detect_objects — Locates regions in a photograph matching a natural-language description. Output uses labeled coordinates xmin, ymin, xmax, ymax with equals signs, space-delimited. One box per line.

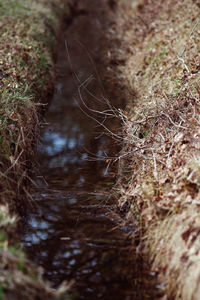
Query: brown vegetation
xmin=107 ymin=0 xmax=200 ymax=298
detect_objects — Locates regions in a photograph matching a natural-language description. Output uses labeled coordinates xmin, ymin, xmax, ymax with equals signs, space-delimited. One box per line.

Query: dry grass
xmin=107 ymin=0 xmax=200 ymax=298
xmin=0 ymin=0 xmax=57 ymax=209
xmin=149 ymin=208 xmax=200 ymax=300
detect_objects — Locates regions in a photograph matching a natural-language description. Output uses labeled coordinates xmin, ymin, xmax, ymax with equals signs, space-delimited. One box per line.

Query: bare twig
xmin=152 ymin=151 xmax=158 ymax=180
xmin=161 ymin=112 xmax=187 ymax=129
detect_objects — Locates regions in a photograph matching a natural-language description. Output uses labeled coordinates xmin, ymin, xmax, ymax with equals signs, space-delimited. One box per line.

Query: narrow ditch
xmin=21 ymin=1 xmax=162 ymax=299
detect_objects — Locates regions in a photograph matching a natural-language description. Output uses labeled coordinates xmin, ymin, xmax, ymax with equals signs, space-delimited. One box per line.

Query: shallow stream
xmin=22 ymin=1 xmax=162 ymax=299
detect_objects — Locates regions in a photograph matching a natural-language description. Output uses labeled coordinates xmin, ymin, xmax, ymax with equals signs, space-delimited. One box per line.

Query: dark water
xmin=22 ymin=1 xmax=162 ymax=299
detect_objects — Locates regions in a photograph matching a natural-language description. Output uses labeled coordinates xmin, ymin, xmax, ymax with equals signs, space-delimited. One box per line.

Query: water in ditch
xmin=22 ymin=1 xmax=163 ymax=299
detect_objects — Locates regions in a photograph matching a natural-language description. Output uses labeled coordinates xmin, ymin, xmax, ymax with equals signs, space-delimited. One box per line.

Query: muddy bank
xmin=107 ymin=0 xmax=200 ymax=299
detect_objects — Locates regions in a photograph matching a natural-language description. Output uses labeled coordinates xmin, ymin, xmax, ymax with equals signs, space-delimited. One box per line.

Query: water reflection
xmin=22 ymin=1 xmax=161 ymax=299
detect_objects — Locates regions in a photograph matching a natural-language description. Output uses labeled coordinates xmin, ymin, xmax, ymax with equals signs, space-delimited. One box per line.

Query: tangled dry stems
xmin=106 ymin=0 xmax=200 ymax=298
